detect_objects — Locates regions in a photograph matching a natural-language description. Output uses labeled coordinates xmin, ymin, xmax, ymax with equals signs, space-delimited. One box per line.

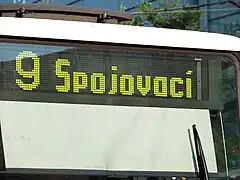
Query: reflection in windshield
xmin=0 ymin=42 xmax=239 ymax=180
xmin=0 ymin=43 xmax=68 ymax=62
xmin=222 ymin=62 xmax=240 ymax=178
xmin=211 ymin=57 xmax=240 ymax=179
xmin=0 ymin=0 xmax=124 ymax=11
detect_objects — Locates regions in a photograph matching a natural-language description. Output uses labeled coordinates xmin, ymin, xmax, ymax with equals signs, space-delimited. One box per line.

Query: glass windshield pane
xmin=219 ymin=57 xmax=240 ymax=178
xmin=0 ymin=42 xmax=221 ymax=109
xmin=209 ymin=56 xmax=240 ymax=179
xmin=0 ymin=40 xmax=238 ymax=180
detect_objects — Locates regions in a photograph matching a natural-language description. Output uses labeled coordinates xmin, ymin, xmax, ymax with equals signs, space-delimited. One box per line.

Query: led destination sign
xmin=16 ymin=51 xmax=195 ymax=99
xmin=0 ymin=43 xmax=221 ymax=109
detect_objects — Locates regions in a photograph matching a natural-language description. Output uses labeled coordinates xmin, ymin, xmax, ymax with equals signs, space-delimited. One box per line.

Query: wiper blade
xmin=192 ymin=124 xmax=210 ymax=180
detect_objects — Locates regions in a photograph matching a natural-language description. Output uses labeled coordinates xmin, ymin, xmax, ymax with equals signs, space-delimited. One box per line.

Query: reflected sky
xmin=0 ymin=0 xmax=138 ymax=11
xmin=0 ymin=43 xmax=68 ymax=61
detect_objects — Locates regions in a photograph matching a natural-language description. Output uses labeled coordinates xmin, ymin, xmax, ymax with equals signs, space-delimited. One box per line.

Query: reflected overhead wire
xmin=130 ymin=0 xmax=240 ymax=15
xmin=66 ymin=0 xmax=84 ymax=5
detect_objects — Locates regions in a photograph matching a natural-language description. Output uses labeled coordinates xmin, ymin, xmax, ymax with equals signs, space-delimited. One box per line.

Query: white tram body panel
xmin=0 ymin=17 xmax=240 ymax=175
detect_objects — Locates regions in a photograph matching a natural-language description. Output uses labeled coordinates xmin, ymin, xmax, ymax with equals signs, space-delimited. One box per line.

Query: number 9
xmin=16 ymin=51 xmax=40 ymax=91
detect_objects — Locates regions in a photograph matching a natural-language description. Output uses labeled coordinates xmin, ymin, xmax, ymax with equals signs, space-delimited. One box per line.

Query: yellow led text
xmin=55 ymin=60 xmax=193 ymax=98
xmin=15 ymin=51 xmax=40 ymax=91
xmin=16 ymin=53 xmax=193 ymax=99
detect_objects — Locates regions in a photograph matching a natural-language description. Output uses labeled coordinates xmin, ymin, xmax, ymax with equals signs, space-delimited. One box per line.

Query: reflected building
xmin=124 ymin=0 xmax=240 ymax=37
xmin=198 ymin=0 xmax=240 ymax=37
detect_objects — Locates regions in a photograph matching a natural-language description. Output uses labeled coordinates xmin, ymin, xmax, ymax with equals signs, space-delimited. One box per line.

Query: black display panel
xmin=0 ymin=43 xmax=222 ymax=109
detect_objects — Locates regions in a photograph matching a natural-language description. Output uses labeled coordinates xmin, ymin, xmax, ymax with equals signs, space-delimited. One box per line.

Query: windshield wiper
xmin=192 ymin=124 xmax=210 ymax=180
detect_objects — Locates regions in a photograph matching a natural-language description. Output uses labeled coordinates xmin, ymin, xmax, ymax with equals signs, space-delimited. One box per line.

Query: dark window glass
xmin=0 ymin=41 xmax=239 ymax=180
xmin=0 ymin=42 xmax=222 ymax=109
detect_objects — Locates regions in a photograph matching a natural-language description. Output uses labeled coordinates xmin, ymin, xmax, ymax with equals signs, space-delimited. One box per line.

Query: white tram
xmin=0 ymin=3 xmax=240 ymax=180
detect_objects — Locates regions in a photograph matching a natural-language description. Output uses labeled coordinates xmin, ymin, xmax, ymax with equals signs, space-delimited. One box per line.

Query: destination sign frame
xmin=0 ymin=41 xmax=222 ymax=110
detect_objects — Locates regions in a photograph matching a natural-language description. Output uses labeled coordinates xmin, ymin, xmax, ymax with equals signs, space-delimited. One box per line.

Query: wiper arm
xmin=192 ymin=124 xmax=210 ymax=180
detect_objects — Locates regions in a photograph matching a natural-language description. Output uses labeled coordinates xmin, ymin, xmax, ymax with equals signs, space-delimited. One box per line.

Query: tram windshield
xmin=0 ymin=40 xmax=239 ymax=180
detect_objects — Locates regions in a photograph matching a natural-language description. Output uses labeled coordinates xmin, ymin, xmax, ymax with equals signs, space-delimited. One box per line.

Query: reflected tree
xmin=121 ymin=0 xmax=202 ymax=30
